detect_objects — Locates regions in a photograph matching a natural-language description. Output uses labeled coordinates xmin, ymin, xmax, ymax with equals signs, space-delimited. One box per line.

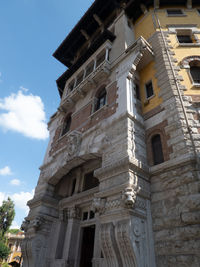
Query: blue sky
xmin=0 ymin=0 xmax=94 ymax=229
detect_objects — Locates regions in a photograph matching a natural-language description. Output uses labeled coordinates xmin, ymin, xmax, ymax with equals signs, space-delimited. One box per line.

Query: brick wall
xmin=49 ymin=81 xmax=118 ymax=156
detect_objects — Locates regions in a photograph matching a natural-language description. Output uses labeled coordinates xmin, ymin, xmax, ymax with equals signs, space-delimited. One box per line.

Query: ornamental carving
xmin=67 ymin=131 xmax=82 ymax=157
xmin=32 ymin=216 xmax=45 ymax=230
xmin=122 ymin=188 xmax=137 ymax=208
xmin=67 ymin=207 xmax=81 ymax=220
xmin=21 ymin=217 xmax=30 ymax=232
xmin=181 ymin=55 xmax=200 ymax=68
xmin=91 ymin=197 xmax=106 ymax=214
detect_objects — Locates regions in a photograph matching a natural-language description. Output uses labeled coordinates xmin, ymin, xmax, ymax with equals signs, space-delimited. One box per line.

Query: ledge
xmin=150 ymin=153 xmax=197 ymax=175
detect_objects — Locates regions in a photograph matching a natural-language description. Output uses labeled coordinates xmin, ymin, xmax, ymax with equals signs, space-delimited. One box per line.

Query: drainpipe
xmin=153 ymin=9 xmax=200 ymax=169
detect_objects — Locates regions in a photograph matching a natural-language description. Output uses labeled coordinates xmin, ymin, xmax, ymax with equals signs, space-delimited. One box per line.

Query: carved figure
xmin=122 ymin=187 xmax=137 ymax=208
xmin=21 ymin=218 xmax=30 ymax=232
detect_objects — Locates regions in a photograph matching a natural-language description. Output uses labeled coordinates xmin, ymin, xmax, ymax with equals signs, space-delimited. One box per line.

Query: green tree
xmin=0 ymin=198 xmax=15 ymax=237
xmin=0 ymin=241 xmax=10 ymax=262
xmin=0 ymin=198 xmax=15 ymax=265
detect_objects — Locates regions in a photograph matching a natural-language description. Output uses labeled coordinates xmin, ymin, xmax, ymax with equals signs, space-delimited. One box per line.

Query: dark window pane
xmin=190 ymin=66 xmax=200 ymax=83
xmin=146 ymin=81 xmax=154 ymax=98
xmin=135 ymin=84 xmax=140 ymax=100
xmin=89 ymin=211 xmax=95 ymax=219
xmin=85 ymin=62 xmax=94 ymax=77
xmin=62 ymin=116 xmax=71 ymax=136
xmin=96 ymin=51 xmax=106 ymax=67
xmin=151 ymin=135 xmax=164 ymax=165
xmin=70 ymin=179 xmax=76 ymax=196
xmin=83 ymin=212 xmax=88 ymax=221
xmin=167 ymin=9 xmax=183 ymax=15
xmin=83 ymin=172 xmax=99 ymax=191
xmin=96 ymin=89 xmax=107 ymax=111
xmin=76 ymin=72 xmax=84 ymax=86
xmin=68 ymin=81 xmax=75 ymax=92
xmin=177 ymin=35 xmax=192 ymax=43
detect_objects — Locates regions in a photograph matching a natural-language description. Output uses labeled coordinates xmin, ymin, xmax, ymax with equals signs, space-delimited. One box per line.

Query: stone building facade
xmin=21 ymin=0 xmax=200 ymax=266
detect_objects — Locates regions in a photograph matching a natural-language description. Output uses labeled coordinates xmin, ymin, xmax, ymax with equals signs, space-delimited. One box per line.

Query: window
xmin=61 ymin=115 xmax=71 ymax=136
xmin=70 ymin=179 xmax=76 ymax=196
xmin=145 ymin=81 xmax=154 ymax=99
xmin=177 ymin=35 xmax=192 ymax=44
xmin=96 ymin=50 xmax=106 ymax=67
xmin=83 ymin=172 xmax=99 ymax=191
xmin=68 ymin=80 xmax=75 ymax=92
xmin=190 ymin=62 xmax=200 ymax=84
xmin=167 ymin=9 xmax=184 ymax=16
xmin=135 ymin=84 xmax=140 ymax=100
xmin=85 ymin=61 xmax=94 ymax=78
xmin=95 ymin=88 xmax=107 ymax=111
xmin=76 ymin=71 xmax=84 ymax=87
xmin=151 ymin=134 xmax=164 ymax=165
xmin=181 ymin=56 xmax=200 ymax=86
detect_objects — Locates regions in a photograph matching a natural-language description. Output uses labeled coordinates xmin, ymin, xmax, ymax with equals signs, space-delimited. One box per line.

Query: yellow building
xmin=22 ymin=1 xmax=200 ymax=267
xmin=6 ymin=232 xmax=24 ymax=266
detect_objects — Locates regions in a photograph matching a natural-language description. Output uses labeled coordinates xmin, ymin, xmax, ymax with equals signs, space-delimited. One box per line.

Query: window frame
xmin=190 ymin=64 xmax=200 ymax=86
xmin=151 ymin=134 xmax=164 ymax=165
xmin=166 ymin=9 xmax=185 ymax=17
xmin=93 ymin=87 xmax=107 ymax=113
xmin=61 ymin=115 xmax=72 ymax=137
xmin=173 ymin=28 xmax=200 ymax=47
xmin=145 ymin=80 xmax=154 ymax=100
xmin=181 ymin=56 xmax=200 ymax=88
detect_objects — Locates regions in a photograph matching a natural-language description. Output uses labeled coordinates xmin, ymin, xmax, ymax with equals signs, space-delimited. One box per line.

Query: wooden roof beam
xmin=80 ymin=29 xmax=90 ymax=41
xmin=93 ymin=14 xmax=103 ymax=27
xmin=187 ymin=0 xmax=192 ymax=9
xmin=154 ymin=0 xmax=160 ymax=9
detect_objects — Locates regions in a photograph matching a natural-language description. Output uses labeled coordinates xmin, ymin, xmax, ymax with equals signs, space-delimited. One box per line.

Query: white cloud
xmin=12 ymin=190 xmax=34 ymax=214
xmin=10 ymin=179 xmax=21 ymax=186
xmin=10 ymin=221 xmax=20 ymax=229
xmin=0 ymin=89 xmax=49 ymax=140
xmin=0 ymin=189 xmax=34 ymax=214
xmin=0 ymin=192 xmax=7 ymax=205
xmin=19 ymin=86 xmax=28 ymax=92
xmin=0 ymin=166 xmax=12 ymax=176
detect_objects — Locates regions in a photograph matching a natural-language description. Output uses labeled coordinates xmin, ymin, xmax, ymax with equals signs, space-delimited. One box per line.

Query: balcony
xmin=59 ymin=41 xmax=112 ymax=111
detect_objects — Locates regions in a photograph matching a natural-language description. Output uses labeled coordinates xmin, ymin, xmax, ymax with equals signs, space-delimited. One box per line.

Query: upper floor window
xmin=167 ymin=9 xmax=184 ymax=16
xmin=145 ymin=81 xmax=154 ymax=99
xmin=61 ymin=115 xmax=71 ymax=136
xmin=68 ymin=80 xmax=75 ymax=92
xmin=190 ymin=62 xmax=200 ymax=84
xmin=85 ymin=61 xmax=94 ymax=78
xmin=83 ymin=172 xmax=99 ymax=191
xmin=76 ymin=71 xmax=84 ymax=87
xmin=177 ymin=34 xmax=192 ymax=44
xmin=151 ymin=134 xmax=164 ymax=165
xmin=135 ymin=84 xmax=141 ymax=100
xmin=95 ymin=88 xmax=107 ymax=111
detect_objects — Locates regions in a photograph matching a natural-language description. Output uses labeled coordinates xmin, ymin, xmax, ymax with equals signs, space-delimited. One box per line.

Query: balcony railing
xmin=60 ymin=41 xmax=112 ymax=110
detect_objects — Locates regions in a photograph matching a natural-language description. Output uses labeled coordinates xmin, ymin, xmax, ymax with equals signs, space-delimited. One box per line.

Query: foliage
xmin=2 ymin=262 xmax=10 ymax=267
xmin=0 ymin=198 xmax=15 ymax=237
xmin=7 ymin=229 xmax=20 ymax=235
xmin=0 ymin=241 xmax=10 ymax=261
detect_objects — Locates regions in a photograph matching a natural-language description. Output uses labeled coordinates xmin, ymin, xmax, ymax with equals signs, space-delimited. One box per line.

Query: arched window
xmin=151 ymin=134 xmax=164 ymax=165
xmin=181 ymin=56 xmax=200 ymax=85
xmin=95 ymin=88 xmax=107 ymax=111
xmin=61 ymin=115 xmax=71 ymax=136
xmin=190 ymin=61 xmax=200 ymax=84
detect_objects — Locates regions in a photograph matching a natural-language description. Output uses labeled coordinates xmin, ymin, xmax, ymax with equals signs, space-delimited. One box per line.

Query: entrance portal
xmin=80 ymin=225 xmax=95 ymax=267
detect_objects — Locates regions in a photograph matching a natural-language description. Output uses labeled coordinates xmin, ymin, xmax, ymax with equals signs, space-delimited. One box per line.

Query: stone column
xmin=62 ymin=207 xmax=81 ymax=267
